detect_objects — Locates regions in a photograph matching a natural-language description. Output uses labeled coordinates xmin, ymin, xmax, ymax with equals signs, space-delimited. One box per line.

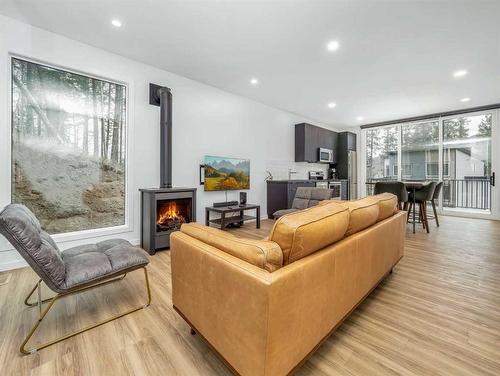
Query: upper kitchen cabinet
xmin=338 ymin=131 xmax=357 ymax=151
xmin=295 ymin=123 xmax=337 ymax=163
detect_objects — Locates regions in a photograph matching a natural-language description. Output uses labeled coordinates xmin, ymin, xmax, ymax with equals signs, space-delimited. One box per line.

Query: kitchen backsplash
xmin=265 ymin=160 xmax=328 ymax=180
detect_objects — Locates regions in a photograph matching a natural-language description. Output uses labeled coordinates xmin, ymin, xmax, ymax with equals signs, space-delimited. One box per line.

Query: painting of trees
xmin=11 ymin=58 xmax=127 ymax=234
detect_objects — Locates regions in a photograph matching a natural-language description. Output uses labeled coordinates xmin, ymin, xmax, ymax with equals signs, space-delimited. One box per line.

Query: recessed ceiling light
xmin=460 ymin=97 xmax=471 ymax=102
xmin=326 ymin=40 xmax=340 ymax=51
xmin=453 ymin=69 xmax=468 ymax=78
xmin=250 ymin=78 xmax=259 ymax=85
xmin=356 ymin=116 xmax=364 ymax=121
xmin=111 ymin=19 xmax=122 ymax=28
xmin=327 ymin=102 xmax=337 ymax=108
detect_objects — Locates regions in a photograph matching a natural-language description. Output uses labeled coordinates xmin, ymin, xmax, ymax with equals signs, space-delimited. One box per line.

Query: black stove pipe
xmin=158 ymin=87 xmax=172 ymax=188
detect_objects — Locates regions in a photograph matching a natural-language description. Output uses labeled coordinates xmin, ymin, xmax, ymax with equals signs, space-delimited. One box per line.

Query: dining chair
xmin=407 ymin=182 xmax=437 ymax=233
xmin=374 ymin=181 xmax=409 ymax=210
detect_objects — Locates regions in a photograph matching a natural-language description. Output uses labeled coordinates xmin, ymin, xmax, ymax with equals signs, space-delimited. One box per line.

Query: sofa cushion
xmin=180 ymin=223 xmax=283 ymax=272
xmin=334 ymin=197 xmax=380 ymax=236
xmin=269 ymin=201 xmax=349 ymax=265
xmin=373 ymin=193 xmax=398 ymax=221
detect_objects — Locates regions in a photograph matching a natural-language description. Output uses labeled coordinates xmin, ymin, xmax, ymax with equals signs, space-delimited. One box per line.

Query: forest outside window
xmin=11 ymin=58 xmax=127 ymax=234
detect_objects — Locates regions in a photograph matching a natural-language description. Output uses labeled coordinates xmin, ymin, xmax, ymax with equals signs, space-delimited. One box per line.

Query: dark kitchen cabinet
xmin=338 ymin=131 xmax=356 ymax=152
xmin=295 ymin=123 xmax=337 ymax=163
xmin=266 ymin=180 xmax=315 ymax=218
xmin=336 ymin=131 xmax=357 ymax=189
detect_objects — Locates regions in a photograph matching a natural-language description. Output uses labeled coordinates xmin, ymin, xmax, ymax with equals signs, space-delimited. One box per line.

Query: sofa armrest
xmin=179 ymin=223 xmax=283 ymax=272
xmin=170 ymin=231 xmax=272 ymax=376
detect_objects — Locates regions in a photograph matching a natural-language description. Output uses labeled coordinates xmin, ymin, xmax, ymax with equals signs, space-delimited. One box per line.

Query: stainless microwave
xmin=318 ymin=148 xmax=334 ymax=163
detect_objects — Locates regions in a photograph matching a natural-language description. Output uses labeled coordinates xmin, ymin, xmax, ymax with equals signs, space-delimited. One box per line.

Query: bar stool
xmin=407 ymin=182 xmax=436 ymax=233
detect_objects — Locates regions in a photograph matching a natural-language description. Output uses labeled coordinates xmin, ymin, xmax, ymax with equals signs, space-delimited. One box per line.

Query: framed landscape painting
xmin=204 ymin=156 xmax=250 ymax=191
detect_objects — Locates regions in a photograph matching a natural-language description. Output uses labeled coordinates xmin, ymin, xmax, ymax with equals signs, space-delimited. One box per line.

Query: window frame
xmin=425 ymin=162 xmax=439 ymax=178
xmin=401 ymin=163 xmax=413 ymax=178
xmin=6 ymin=54 xmax=133 ymax=243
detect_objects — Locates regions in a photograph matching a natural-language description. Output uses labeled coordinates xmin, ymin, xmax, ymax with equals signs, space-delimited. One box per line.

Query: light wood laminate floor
xmin=1 ymin=216 xmax=499 ymax=375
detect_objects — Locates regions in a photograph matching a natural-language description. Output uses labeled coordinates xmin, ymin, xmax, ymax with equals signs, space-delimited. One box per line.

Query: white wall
xmin=0 ymin=15 xmax=339 ymax=271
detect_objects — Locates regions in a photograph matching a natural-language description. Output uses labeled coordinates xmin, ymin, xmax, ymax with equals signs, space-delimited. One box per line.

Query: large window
xmin=401 ymin=121 xmax=439 ymax=181
xmin=363 ymin=111 xmax=495 ymax=213
xmin=11 ymin=58 xmax=127 ymax=234
xmin=365 ymin=126 xmax=398 ymax=181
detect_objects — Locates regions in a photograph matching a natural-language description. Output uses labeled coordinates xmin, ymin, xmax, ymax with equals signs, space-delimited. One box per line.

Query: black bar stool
xmin=407 ymin=182 xmax=436 ymax=233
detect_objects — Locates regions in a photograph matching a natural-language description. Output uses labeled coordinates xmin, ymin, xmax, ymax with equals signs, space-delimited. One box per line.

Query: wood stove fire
xmin=139 ymin=84 xmax=197 ymax=254
xmin=140 ymin=188 xmax=196 ymax=254
xmin=156 ymin=199 xmax=191 ymax=232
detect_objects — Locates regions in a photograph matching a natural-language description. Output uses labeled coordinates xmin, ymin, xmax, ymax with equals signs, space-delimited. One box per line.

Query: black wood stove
xmin=140 ymin=84 xmax=196 ymax=255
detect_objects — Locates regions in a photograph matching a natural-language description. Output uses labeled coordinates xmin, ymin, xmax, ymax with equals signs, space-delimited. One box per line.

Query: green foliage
xmin=12 ymin=58 xmax=127 ymax=167
xmin=477 ymin=114 xmax=492 ymax=137
xmin=444 ymin=118 xmax=470 ymax=140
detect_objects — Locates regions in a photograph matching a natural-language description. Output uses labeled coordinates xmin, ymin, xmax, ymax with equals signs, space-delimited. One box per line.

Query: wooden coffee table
xmin=205 ymin=204 xmax=260 ymax=229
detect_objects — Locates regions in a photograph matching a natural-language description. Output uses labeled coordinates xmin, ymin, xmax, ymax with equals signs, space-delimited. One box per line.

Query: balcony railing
xmin=442 ymin=178 xmax=491 ymax=211
xmin=365 ymin=178 xmax=491 ymax=211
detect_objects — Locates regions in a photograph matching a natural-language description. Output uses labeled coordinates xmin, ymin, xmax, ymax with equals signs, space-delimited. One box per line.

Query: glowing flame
xmin=157 ymin=201 xmax=185 ymax=225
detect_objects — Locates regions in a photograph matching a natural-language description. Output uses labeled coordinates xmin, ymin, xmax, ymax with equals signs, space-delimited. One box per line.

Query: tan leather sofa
xmin=170 ymin=193 xmax=406 ymax=375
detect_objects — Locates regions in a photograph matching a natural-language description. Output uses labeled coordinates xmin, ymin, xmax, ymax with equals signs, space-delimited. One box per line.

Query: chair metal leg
xmin=20 ymin=267 xmax=150 ymax=355
xmin=422 ymin=202 xmax=430 ymax=233
xmin=24 ymin=273 xmax=128 ymax=308
xmin=431 ymin=200 xmax=439 ymax=227
xmin=407 ymin=202 xmax=412 ymax=222
xmin=418 ymin=203 xmax=425 ymax=229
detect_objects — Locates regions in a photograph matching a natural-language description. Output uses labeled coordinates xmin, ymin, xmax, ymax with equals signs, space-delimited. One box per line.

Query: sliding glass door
xmin=361 ymin=110 xmax=499 ymax=219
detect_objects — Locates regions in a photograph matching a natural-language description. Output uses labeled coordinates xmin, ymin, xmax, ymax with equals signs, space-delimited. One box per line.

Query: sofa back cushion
xmin=292 ymin=187 xmax=333 ymax=210
xmin=334 ymin=197 xmax=380 ymax=236
xmin=180 ymin=223 xmax=283 ymax=272
xmin=373 ymin=193 xmax=398 ymax=221
xmin=269 ymin=202 xmax=349 ymax=265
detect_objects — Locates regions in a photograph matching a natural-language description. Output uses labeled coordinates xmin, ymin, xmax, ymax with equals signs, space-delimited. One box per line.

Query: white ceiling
xmin=1 ymin=0 xmax=499 ymax=127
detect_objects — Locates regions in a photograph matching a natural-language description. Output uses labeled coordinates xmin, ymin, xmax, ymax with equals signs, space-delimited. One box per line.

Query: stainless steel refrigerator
xmin=336 ymin=132 xmax=357 ymax=200
xmin=347 ymin=150 xmax=357 ymax=199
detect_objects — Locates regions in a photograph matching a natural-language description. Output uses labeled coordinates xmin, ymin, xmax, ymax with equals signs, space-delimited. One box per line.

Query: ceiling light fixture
xmin=460 ymin=97 xmax=471 ymax=102
xmin=250 ymin=78 xmax=259 ymax=85
xmin=356 ymin=116 xmax=364 ymax=121
xmin=111 ymin=19 xmax=122 ymax=28
xmin=327 ymin=102 xmax=337 ymax=108
xmin=453 ymin=69 xmax=468 ymax=78
xmin=326 ymin=40 xmax=340 ymax=51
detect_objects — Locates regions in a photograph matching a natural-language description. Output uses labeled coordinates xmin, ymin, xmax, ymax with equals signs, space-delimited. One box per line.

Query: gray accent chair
xmin=0 ymin=204 xmax=151 ymax=355
xmin=273 ymin=187 xmax=333 ymax=219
